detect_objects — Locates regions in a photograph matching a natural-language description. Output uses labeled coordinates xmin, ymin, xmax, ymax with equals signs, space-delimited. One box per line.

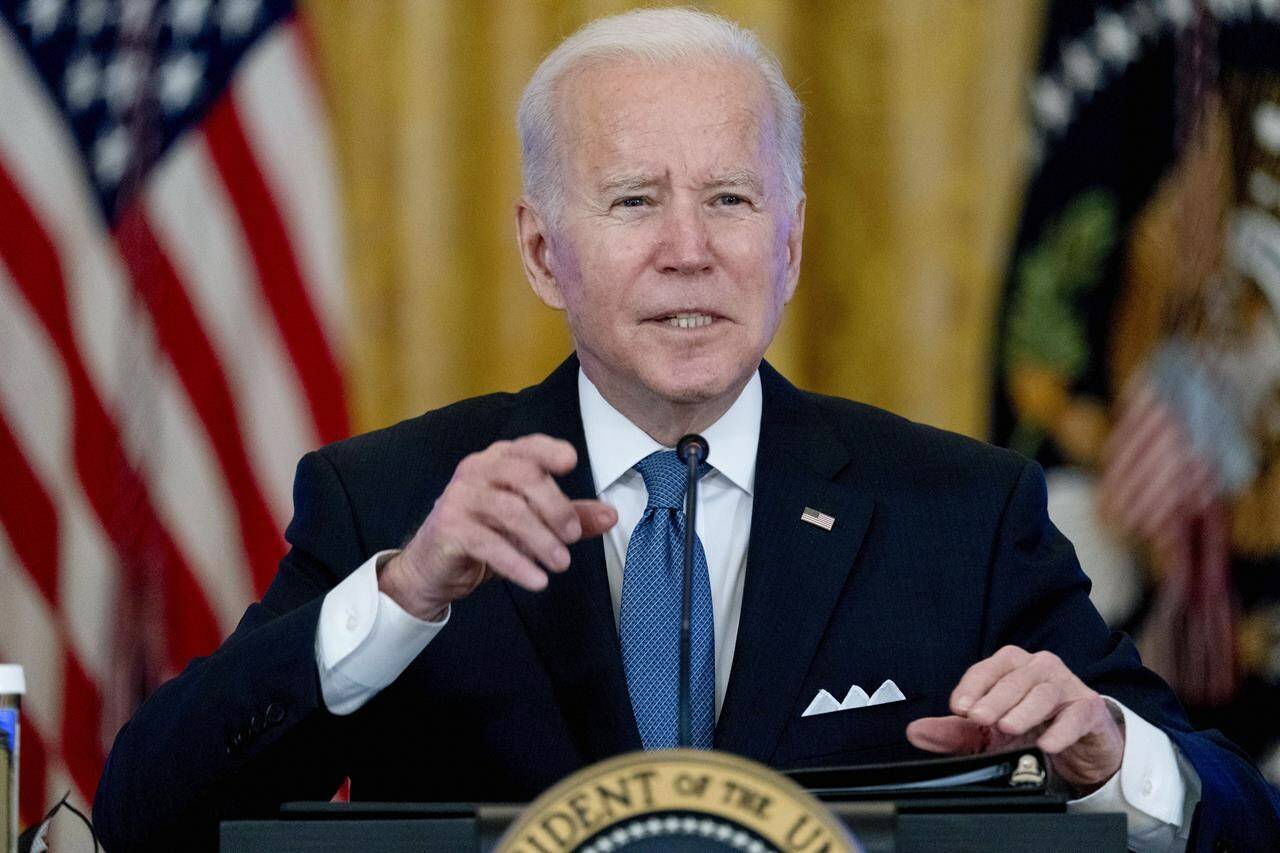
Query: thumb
xmin=906 ymin=715 xmax=988 ymax=755
xmin=573 ymin=500 xmax=618 ymax=538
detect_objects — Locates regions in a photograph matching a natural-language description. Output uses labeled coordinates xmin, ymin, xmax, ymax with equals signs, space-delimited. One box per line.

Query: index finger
xmin=506 ymin=433 xmax=578 ymax=475
xmin=950 ymin=645 xmax=1032 ymax=714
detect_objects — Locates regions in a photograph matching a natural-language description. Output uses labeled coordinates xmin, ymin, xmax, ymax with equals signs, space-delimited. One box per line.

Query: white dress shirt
xmin=313 ymin=367 xmax=1197 ymax=851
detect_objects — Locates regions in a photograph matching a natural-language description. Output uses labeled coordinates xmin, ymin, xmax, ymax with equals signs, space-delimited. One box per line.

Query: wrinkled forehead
xmin=554 ymin=57 xmax=781 ymax=187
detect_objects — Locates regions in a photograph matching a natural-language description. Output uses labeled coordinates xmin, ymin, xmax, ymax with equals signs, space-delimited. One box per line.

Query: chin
xmin=651 ymin=383 xmax=724 ymax=405
xmin=640 ymin=354 xmax=752 ymax=405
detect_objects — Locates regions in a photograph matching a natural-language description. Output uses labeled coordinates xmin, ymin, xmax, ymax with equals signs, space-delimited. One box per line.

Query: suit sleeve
xmin=984 ymin=459 xmax=1280 ymax=852
xmin=92 ymin=449 xmax=367 ymax=851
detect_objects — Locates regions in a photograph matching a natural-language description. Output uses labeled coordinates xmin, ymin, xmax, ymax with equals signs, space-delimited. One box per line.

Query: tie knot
xmin=634 ymin=450 xmax=709 ymax=510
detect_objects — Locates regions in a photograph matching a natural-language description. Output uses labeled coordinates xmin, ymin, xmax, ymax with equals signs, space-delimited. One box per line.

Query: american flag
xmin=1099 ymin=370 xmax=1237 ymax=705
xmin=0 ymin=0 xmax=348 ymax=831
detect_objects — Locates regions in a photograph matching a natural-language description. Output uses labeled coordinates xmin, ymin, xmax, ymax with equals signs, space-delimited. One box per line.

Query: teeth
xmin=662 ymin=313 xmax=714 ymax=329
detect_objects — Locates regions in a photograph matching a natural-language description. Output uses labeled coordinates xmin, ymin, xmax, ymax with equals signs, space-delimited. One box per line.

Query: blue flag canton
xmin=1 ymin=0 xmax=293 ymax=222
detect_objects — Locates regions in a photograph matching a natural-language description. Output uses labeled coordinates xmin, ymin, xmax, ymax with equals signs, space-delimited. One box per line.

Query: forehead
xmin=556 ymin=57 xmax=776 ymax=183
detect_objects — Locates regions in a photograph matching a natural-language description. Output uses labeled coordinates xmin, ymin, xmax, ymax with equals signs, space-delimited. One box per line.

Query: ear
xmin=782 ymin=194 xmax=805 ymax=303
xmin=516 ymin=200 xmax=566 ymax=310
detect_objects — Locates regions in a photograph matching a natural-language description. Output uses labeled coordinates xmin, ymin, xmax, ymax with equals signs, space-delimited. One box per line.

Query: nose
xmin=656 ymin=200 xmax=713 ymax=276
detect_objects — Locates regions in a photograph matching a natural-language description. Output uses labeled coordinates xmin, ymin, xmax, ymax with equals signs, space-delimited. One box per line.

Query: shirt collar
xmin=578 ymin=367 xmax=761 ymax=497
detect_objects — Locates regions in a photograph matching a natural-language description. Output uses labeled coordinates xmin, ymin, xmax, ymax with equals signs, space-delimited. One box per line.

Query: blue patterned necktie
xmin=619 ymin=450 xmax=715 ymax=750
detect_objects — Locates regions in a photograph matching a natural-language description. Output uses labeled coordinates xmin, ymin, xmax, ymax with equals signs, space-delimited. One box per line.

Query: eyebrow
xmin=598 ymin=174 xmax=661 ymax=194
xmin=704 ymin=170 xmax=762 ymax=192
xmin=596 ymin=170 xmax=764 ymax=195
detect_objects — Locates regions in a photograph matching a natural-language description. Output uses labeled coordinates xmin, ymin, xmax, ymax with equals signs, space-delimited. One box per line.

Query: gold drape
xmin=303 ymin=1 xmax=1043 ymax=438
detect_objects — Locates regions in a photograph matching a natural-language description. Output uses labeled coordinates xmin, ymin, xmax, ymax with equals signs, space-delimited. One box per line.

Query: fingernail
xmin=954 ymin=695 xmax=972 ymax=712
xmin=565 ymin=519 xmax=582 ymax=540
xmin=555 ymin=546 xmax=570 ymax=568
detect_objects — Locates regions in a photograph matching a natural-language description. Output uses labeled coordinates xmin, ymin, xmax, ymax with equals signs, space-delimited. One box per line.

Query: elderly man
xmin=94 ymin=8 xmax=1278 ymax=851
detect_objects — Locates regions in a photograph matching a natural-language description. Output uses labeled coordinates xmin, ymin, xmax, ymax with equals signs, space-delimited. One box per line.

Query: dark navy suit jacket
xmin=94 ymin=355 xmax=1280 ymax=850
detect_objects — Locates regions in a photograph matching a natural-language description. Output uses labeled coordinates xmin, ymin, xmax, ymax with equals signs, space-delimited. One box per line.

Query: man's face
xmin=527 ymin=57 xmax=803 ymax=413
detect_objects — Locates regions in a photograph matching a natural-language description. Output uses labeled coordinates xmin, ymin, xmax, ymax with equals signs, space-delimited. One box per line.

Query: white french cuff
xmin=315 ymin=549 xmax=450 ymax=715
xmin=1067 ymin=697 xmax=1198 ymax=852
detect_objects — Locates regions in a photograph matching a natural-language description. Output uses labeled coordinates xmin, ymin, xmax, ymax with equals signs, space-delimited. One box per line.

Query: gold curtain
xmin=303 ymin=0 xmax=1043 ymax=438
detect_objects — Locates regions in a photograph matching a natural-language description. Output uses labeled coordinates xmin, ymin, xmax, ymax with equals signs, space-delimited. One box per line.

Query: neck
xmin=582 ymin=362 xmax=751 ymax=447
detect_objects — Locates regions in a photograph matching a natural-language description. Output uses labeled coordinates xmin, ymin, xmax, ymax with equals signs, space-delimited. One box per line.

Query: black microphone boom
xmin=675 ymin=434 xmax=708 ymax=749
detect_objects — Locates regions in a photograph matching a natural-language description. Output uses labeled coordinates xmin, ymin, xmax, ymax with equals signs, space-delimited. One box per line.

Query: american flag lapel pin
xmin=801 ymin=506 xmax=835 ymax=531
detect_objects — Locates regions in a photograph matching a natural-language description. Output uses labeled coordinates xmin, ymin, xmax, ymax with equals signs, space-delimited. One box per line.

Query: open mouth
xmin=654 ymin=312 xmax=717 ymax=329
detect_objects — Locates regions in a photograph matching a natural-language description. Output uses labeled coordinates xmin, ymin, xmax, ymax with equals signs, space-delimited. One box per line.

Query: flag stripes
xmin=203 ymin=97 xmax=349 ymax=446
xmin=0 ymin=3 xmax=348 ymax=829
xmin=0 ymin=156 xmax=222 ymax=665
xmin=114 ymin=205 xmax=287 ymax=595
xmin=1100 ymin=382 xmax=1219 ymax=543
xmin=234 ymin=27 xmax=348 ymax=353
xmin=59 ymin=655 xmax=103 ymax=809
xmin=144 ymin=137 xmax=311 ymax=525
xmin=0 ymin=414 xmax=60 ymax=603
xmin=0 ymin=267 xmax=118 ymax=684
xmin=1100 ymin=377 xmax=1237 ymax=704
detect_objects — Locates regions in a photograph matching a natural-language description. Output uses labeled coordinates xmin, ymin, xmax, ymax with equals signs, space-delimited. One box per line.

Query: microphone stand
xmin=675 ymin=434 xmax=708 ymax=749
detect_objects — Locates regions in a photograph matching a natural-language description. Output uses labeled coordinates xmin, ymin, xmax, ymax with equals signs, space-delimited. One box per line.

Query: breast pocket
xmin=773 ymin=695 xmax=932 ymax=766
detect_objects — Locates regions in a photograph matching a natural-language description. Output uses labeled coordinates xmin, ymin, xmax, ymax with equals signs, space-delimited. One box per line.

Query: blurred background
xmin=0 ymin=0 xmax=1277 ymax=839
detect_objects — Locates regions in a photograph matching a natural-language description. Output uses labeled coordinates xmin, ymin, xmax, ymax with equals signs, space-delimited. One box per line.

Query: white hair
xmin=516 ymin=7 xmax=804 ymax=220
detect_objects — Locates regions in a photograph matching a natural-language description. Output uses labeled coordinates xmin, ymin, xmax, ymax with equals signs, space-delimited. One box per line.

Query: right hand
xmin=378 ymin=434 xmax=617 ymax=620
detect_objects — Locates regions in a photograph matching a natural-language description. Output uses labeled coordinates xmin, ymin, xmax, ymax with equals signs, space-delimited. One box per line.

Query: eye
xmin=615 ymin=196 xmax=648 ymax=209
xmin=717 ymin=194 xmax=744 ymax=206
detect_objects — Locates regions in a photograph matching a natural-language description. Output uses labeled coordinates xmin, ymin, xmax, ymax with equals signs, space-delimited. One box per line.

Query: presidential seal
xmin=495 ymin=749 xmax=859 ymax=853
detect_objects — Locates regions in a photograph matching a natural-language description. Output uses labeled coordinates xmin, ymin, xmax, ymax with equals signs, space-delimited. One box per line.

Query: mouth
xmin=649 ymin=311 xmax=719 ymax=329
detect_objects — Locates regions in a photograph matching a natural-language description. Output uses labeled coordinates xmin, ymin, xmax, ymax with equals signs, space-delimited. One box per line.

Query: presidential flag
xmin=993 ymin=0 xmax=1280 ymax=777
xmin=0 ymin=0 xmax=348 ymax=828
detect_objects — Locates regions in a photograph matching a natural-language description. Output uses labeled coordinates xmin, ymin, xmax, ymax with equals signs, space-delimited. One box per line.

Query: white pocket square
xmin=801 ymin=679 xmax=906 ymax=717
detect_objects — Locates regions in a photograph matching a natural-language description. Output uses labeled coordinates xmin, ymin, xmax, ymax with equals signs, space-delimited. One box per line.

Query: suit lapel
xmin=715 ymin=363 xmax=876 ymax=763
xmin=500 ymin=355 xmax=642 ymax=762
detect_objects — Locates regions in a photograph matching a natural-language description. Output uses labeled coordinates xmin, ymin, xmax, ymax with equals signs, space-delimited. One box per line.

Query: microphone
xmin=675 ymin=434 xmax=708 ymax=749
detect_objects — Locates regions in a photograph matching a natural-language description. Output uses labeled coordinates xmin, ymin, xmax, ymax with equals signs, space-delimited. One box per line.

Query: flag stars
xmin=93 ymin=125 xmax=130 ymax=187
xmin=21 ymin=0 xmax=65 ymax=42
xmin=64 ymin=52 xmax=101 ymax=111
xmin=1255 ymin=103 xmax=1280 ymax=157
xmin=1160 ymin=0 xmax=1194 ymax=28
xmin=120 ymin=0 xmax=156 ymax=37
xmin=1127 ymin=3 xmax=1162 ymax=39
xmin=159 ymin=52 xmax=204 ymax=113
xmin=1207 ymin=0 xmax=1251 ymax=21
xmin=8 ymin=0 xmax=284 ymax=208
xmin=76 ymin=0 xmax=110 ymax=38
xmin=105 ymin=50 xmax=146 ymax=114
xmin=1061 ymin=42 xmax=1102 ymax=94
xmin=169 ymin=0 xmax=210 ymax=39
xmin=1033 ymin=77 xmax=1072 ymax=133
xmin=1247 ymin=170 xmax=1280 ymax=211
xmin=1094 ymin=11 xmax=1138 ymax=66
xmin=1030 ymin=0 xmax=1280 ymax=178
xmin=219 ymin=0 xmax=261 ymax=38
